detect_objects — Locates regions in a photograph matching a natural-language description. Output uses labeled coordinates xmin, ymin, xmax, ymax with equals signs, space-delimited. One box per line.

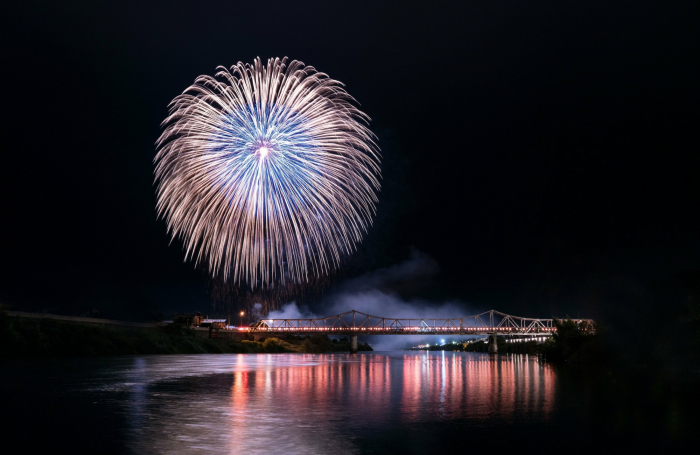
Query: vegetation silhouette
xmin=0 ymin=312 xmax=371 ymax=357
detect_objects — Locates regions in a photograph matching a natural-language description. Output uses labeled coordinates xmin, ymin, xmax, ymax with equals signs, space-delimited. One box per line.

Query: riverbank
xmin=420 ymin=318 xmax=607 ymax=365
xmin=0 ymin=311 xmax=372 ymax=357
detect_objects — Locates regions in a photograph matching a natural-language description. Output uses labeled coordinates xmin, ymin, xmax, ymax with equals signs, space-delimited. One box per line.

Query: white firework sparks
xmin=155 ymin=57 xmax=381 ymax=287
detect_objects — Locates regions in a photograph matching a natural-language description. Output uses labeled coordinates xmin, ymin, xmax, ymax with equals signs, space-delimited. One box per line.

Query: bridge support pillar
xmin=350 ymin=335 xmax=358 ymax=354
xmin=488 ymin=333 xmax=498 ymax=355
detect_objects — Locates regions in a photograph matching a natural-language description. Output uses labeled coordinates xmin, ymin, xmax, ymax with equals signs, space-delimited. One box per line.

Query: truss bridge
xmin=249 ymin=309 xmax=595 ymax=337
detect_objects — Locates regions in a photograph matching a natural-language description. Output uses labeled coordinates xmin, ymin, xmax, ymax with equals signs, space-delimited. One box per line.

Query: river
xmin=0 ymin=352 xmax=693 ymax=453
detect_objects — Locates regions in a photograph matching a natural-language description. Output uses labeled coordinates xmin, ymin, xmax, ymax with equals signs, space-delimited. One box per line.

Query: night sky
xmin=2 ymin=1 xmax=698 ymax=325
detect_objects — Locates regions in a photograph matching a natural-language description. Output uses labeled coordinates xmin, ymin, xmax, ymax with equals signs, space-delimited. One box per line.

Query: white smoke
xmin=326 ymin=290 xmax=465 ymax=319
xmin=324 ymin=292 xmax=474 ymax=351
xmin=261 ymin=251 xmax=481 ymax=350
xmin=252 ymin=303 xmax=264 ymax=320
xmin=323 ymin=250 xmax=479 ymax=350
xmin=267 ymin=301 xmax=317 ymax=320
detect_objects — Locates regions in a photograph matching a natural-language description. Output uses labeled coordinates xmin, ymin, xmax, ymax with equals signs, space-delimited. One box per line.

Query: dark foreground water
xmin=0 ymin=352 xmax=694 ymax=454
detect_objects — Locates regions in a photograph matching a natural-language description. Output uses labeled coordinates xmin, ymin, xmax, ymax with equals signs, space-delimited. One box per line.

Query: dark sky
xmin=2 ymin=1 xmax=698 ymax=322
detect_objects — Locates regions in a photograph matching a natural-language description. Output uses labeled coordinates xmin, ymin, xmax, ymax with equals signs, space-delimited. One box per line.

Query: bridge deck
xmin=245 ymin=327 xmax=555 ymax=336
xmin=247 ymin=309 xmax=595 ymax=336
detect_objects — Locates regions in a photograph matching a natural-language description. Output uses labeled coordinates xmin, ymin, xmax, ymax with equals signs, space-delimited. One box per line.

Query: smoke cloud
xmin=337 ymin=248 xmax=439 ymax=293
xmin=261 ymin=250 xmax=483 ymax=350
xmin=252 ymin=303 xmax=264 ymax=321
xmin=267 ymin=302 xmax=317 ymax=320
xmin=326 ymin=292 xmax=475 ymax=351
xmin=326 ymin=250 xmax=480 ymax=350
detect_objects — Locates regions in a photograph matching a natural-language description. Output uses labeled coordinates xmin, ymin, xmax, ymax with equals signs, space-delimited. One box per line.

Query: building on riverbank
xmin=173 ymin=313 xmax=203 ymax=327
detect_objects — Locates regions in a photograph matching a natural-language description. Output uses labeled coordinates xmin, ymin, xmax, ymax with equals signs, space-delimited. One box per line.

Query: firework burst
xmin=155 ymin=57 xmax=381 ymax=288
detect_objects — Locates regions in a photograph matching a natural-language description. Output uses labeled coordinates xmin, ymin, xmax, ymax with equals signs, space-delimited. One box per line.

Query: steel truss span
xmin=249 ymin=310 xmax=595 ymax=336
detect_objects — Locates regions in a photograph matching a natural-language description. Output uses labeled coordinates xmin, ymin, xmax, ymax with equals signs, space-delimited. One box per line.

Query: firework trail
xmin=155 ymin=57 xmax=381 ymax=288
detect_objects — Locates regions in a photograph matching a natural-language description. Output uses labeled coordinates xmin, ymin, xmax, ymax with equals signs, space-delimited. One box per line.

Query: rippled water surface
xmin=1 ymin=352 xmax=692 ymax=453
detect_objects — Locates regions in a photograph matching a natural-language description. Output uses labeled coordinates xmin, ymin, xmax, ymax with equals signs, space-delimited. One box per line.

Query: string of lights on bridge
xmin=229 ymin=310 xmax=595 ymax=336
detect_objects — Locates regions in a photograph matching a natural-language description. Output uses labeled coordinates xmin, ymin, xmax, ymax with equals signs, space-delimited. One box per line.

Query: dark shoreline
xmin=0 ymin=312 xmax=372 ymax=357
xmin=415 ymin=317 xmax=607 ymax=366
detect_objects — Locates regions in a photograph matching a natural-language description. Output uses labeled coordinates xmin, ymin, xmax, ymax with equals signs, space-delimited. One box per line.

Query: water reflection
xmin=105 ymin=352 xmax=556 ymax=454
xmin=398 ymin=352 xmax=555 ymax=423
xmin=2 ymin=351 xmax=693 ymax=453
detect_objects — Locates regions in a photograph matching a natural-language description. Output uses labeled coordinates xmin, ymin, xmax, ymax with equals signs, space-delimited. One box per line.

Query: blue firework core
xmin=210 ymin=105 xmax=324 ymax=215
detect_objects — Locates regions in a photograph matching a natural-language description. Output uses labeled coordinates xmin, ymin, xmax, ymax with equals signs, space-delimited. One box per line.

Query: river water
xmin=0 ymin=352 xmax=693 ymax=453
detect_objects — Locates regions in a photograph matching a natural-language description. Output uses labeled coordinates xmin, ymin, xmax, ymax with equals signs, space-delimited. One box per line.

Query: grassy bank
xmin=0 ymin=312 xmax=371 ymax=357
